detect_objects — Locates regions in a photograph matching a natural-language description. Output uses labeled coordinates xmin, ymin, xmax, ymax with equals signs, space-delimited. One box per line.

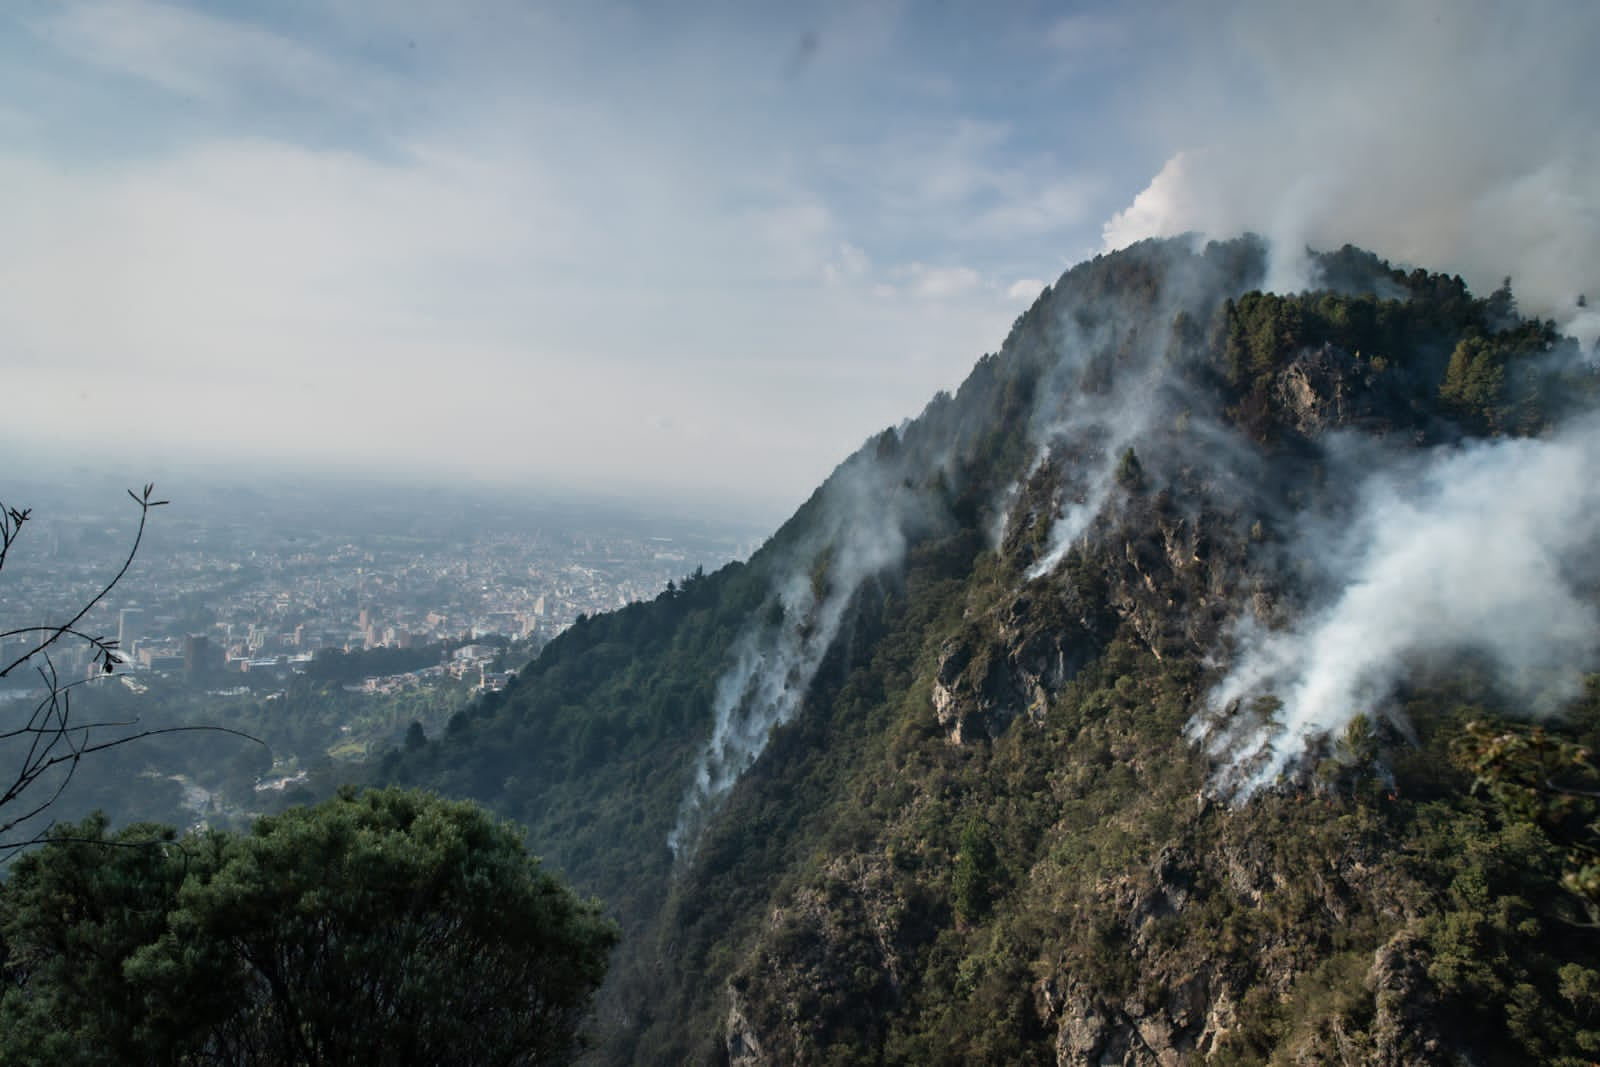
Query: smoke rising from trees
xmin=669 ymin=454 xmax=926 ymax=858
xmin=1105 ymin=0 xmax=1600 ymax=344
xmin=1194 ymin=418 xmax=1600 ymax=793
xmin=676 ymin=222 xmax=1600 ymax=840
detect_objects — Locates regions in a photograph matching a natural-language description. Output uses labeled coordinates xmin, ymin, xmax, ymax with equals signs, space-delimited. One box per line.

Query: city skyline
xmin=0 ymin=479 xmax=751 ymax=690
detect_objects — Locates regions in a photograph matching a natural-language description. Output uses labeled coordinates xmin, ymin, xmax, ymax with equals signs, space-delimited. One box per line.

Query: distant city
xmin=0 ymin=480 xmax=765 ymax=692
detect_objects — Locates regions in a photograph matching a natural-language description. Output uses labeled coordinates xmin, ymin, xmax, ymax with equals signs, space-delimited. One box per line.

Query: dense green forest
xmin=0 ymin=789 xmax=616 ymax=1064
xmin=385 ymin=236 xmax=1600 ymax=1064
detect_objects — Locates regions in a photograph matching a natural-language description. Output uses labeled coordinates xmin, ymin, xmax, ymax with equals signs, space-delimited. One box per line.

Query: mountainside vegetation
xmin=380 ymin=235 xmax=1599 ymax=1064
xmin=371 ymin=235 xmax=1600 ymax=1067
xmin=0 ymin=787 xmax=616 ymax=1065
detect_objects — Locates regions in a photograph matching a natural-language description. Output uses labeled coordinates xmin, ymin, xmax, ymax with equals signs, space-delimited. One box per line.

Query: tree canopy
xmin=0 ymin=787 xmax=618 ymax=1065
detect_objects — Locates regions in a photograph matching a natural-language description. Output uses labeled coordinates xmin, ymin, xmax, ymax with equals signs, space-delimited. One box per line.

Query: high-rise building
xmin=117 ymin=607 xmax=144 ymax=654
xmin=183 ymin=634 xmax=220 ymax=679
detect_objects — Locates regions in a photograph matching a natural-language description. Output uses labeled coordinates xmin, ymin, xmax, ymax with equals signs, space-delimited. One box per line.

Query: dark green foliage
xmin=1439 ymin=334 xmax=1507 ymax=424
xmin=1113 ymin=446 xmax=1143 ymax=489
xmin=0 ymin=789 xmax=616 ymax=1065
xmin=1457 ymin=688 xmax=1600 ymax=917
xmin=951 ymin=818 xmax=1000 ymax=924
xmin=404 ymin=718 xmax=427 ymax=750
xmin=1209 ymin=268 xmax=1586 ymax=446
xmin=0 ymin=817 xmax=187 ymax=1065
xmin=305 ymin=642 xmax=446 ymax=684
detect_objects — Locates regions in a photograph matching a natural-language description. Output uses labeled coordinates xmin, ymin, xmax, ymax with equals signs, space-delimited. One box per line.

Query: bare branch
xmin=1 ymin=485 xmax=164 ymax=680
xmin=0 ymin=501 xmax=32 ymax=574
xmin=0 ymin=484 xmax=261 ymax=850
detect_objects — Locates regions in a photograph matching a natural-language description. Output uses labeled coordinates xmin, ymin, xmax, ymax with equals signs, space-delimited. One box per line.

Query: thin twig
xmin=0 ymin=484 xmax=165 ymax=679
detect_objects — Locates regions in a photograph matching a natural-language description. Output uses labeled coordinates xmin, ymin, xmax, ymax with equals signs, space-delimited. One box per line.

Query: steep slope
xmin=388 ymin=236 xmax=1600 ymax=1065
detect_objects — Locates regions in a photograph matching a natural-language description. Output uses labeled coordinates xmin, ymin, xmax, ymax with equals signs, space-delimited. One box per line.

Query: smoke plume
xmin=1105 ymin=0 xmax=1600 ymax=342
xmin=669 ymin=449 xmax=928 ymax=858
xmin=1092 ymin=1 xmax=1600 ymax=786
xmin=1019 ymin=239 xmax=1254 ymax=579
xmin=1193 ymin=417 xmax=1600 ymax=794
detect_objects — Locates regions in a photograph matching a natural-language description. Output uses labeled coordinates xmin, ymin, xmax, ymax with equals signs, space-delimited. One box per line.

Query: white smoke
xmin=1193 ymin=416 xmax=1600 ymax=794
xmin=1024 ymin=382 xmax=1158 ymax=580
xmin=1104 ymin=0 xmax=1600 ymax=331
xmin=1096 ymin=0 xmax=1600 ymax=787
xmin=669 ymin=456 xmax=919 ymax=858
xmin=1019 ymin=239 xmax=1242 ymax=579
xmin=1568 ymin=305 xmax=1600 ymax=354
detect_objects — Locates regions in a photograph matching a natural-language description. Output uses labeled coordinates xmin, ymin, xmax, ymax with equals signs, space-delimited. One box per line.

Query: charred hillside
xmin=386 ymin=236 xmax=1600 ymax=1065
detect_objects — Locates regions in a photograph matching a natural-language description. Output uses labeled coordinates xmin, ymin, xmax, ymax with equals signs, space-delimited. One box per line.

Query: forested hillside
xmin=389 ymin=236 xmax=1600 ymax=1065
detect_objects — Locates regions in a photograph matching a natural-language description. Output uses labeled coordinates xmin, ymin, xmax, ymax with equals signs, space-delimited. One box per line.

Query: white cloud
xmin=0 ymin=123 xmax=1018 ymax=507
xmin=1007 ymin=278 xmax=1046 ymax=301
xmin=893 ymin=263 xmax=983 ymax=300
xmin=822 ymin=242 xmax=870 ymax=286
xmin=33 ymin=0 xmax=372 ymax=107
xmin=0 ymin=140 xmax=560 ymax=372
xmin=0 ymin=3 xmax=1145 ymax=506
xmin=825 ymin=115 xmax=1109 ymax=260
xmin=1042 ymin=10 xmax=1132 ymax=76
xmin=965 ymin=176 xmax=1102 ymax=241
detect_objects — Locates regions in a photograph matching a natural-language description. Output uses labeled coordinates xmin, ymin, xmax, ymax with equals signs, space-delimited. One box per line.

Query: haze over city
xmin=4 ymin=0 xmax=1595 ymax=519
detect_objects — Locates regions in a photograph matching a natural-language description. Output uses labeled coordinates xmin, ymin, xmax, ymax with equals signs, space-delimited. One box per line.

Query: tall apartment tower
xmin=117 ymin=607 xmax=144 ymax=655
xmin=183 ymin=634 xmax=219 ymax=680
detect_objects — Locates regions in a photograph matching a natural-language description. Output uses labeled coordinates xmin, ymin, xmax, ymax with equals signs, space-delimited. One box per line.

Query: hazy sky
xmin=4 ymin=1 xmax=1595 ymax=520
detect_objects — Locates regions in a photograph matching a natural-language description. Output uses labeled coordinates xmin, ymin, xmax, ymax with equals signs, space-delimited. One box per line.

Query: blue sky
xmin=3 ymin=1 xmax=1595 ymax=520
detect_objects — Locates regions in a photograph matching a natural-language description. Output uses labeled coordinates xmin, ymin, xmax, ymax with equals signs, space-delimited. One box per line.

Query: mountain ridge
xmin=387 ymin=235 xmax=1600 ymax=1064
